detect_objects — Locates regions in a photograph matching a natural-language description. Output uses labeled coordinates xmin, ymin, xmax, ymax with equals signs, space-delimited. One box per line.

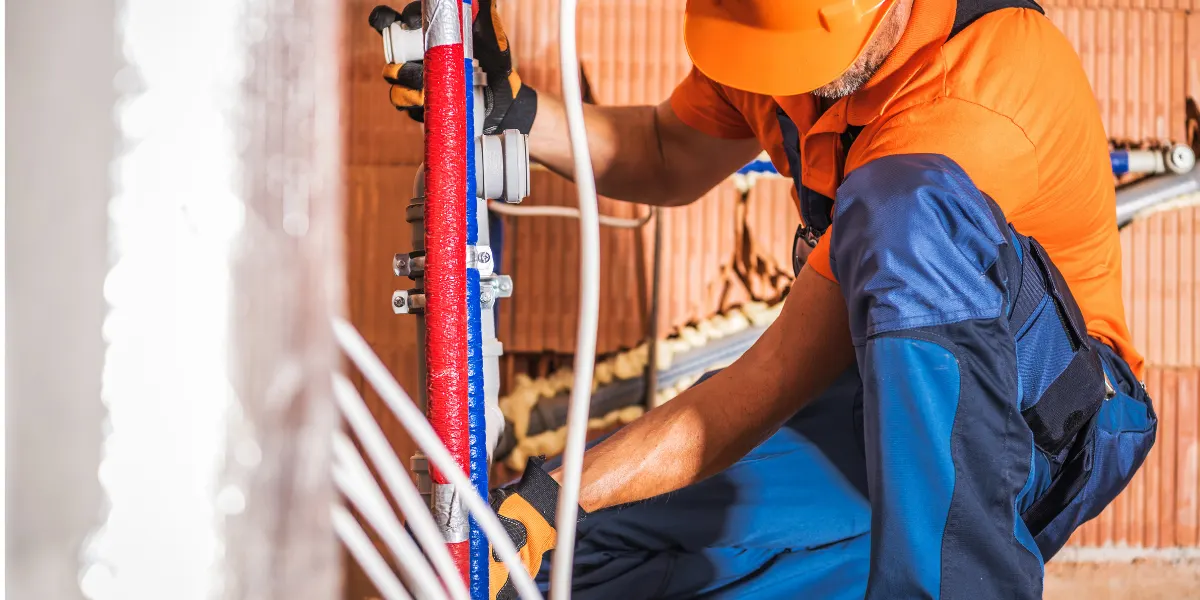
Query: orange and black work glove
xmin=488 ymin=457 xmax=585 ymax=599
xmin=368 ymin=0 xmax=538 ymax=134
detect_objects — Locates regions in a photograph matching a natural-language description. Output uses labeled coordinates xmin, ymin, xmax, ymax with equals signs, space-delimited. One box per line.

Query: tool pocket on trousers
xmin=1007 ymin=231 xmax=1157 ymax=559
xmin=1011 ymin=236 xmax=1107 ymax=458
xmin=1021 ymin=342 xmax=1156 ymax=559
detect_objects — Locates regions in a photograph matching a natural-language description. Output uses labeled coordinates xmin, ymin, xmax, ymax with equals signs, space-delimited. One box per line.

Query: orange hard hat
xmin=684 ymin=0 xmax=898 ymax=96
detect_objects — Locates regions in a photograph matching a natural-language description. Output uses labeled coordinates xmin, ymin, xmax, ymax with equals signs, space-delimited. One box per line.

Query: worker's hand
xmin=488 ymin=457 xmax=582 ymax=599
xmin=369 ymin=3 xmax=425 ymax=120
xmin=368 ymin=0 xmax=538 ymax=134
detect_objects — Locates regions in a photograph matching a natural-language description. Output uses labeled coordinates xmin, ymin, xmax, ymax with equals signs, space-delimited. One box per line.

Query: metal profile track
xmin=494 ymin=323 xmax=769 ymax=459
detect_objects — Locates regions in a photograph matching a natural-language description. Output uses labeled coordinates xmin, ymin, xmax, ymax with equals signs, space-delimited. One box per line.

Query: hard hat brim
xmin=683 ymin=1 xmax=895 ymax=96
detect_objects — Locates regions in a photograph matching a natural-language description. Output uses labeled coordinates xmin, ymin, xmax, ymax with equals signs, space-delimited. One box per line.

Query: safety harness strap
xmin=951 ymin=0 xmax=1043 ymax=37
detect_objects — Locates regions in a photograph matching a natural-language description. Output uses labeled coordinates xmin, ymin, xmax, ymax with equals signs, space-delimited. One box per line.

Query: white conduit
xmin=332 ymin=504 xmax=412 ymax=600
xmin=332 ymin=432 xmax=445 ymax=600
xmin=333 ymin=318 xmax=544 ymax=600
xmin=331 ymin=374 xmax=469 ymax=600
xmin=553 ymin=0 xmax=603 ymax=595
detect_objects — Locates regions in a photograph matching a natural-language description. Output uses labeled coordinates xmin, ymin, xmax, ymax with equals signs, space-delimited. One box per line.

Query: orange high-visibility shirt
xmin=669 ymin=0 xmax=1141 ymax=376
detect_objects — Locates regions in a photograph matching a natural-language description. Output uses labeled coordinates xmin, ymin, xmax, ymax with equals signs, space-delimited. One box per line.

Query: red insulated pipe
xmin=422 ymin=0 xmax=470 ymax=582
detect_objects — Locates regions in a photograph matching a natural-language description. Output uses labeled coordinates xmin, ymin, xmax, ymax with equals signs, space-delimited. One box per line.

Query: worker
xmin=371 ymin=0 xmax=1159 ymax=597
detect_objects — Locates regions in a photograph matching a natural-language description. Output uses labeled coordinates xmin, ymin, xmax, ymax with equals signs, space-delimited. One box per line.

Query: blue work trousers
xmin=537 ymin=154 xmax=1155 ymax=599
xmin=539 ymin=368 xmax=872 ymax=600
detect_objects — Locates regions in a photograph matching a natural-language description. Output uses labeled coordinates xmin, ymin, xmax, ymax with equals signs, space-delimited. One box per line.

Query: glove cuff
xmin=493 ymin=84 xmax=538 ymax=136
xmin=501 ymin=455 xmax=587 ymax=526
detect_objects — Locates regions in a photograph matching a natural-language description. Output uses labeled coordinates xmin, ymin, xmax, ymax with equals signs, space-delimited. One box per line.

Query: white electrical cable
xmin=487 ymin=200 xmax=652 ymax=229
xmin=332 ymin=504 xmax=413 ymax=600
xmin=553 ymin=0 xmax=603 ymax=595
xmin=332 ymin=433 xmax=447 ymax=600
xmin=333 ymin=468 xmax=440 ymax=600
xmin=331 ymin=373 xmax=469 ymax=600
xmin=332 ymin=318 xmax=545 ymax=600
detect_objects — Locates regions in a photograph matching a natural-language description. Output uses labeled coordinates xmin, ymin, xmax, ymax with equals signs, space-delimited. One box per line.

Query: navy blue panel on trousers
xmin=535 ymin=368 xmax=871 ymax=599
xmin=828 ymin=156 xmax=1010 ymax=344
xmin=831 ymin=154 xmax=1043 ymax=599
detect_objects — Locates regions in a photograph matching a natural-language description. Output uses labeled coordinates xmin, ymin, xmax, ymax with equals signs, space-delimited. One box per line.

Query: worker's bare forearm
xmin=528 ymin=92 xmax=761 ymax=207
xmin=551 ymin=267 xmax=856 ymax=512
xmin=529 ymin=96 xmax=669 ymax=203
xmin=560 ymin=362 xmax=794 ymax=511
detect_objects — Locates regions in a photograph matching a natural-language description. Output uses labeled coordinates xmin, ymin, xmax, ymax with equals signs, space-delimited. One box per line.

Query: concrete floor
xmin=1045 ymin=559 xmax=1200 ymax=599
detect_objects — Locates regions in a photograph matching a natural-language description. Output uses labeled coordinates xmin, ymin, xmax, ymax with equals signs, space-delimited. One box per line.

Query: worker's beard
xmin=810 ymin=0 xmax=910 ymax=99
xmin=810 ymin=58 xmax=885 ymax=99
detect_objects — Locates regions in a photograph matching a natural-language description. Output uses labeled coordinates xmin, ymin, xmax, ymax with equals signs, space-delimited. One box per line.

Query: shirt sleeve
xmin=806 ymin=238 xmax=835 ymax=281
xmin=668 ymin=67 xmax=757 ymax=140
xmin=809 ymin=96 xmax=1040 ymax=283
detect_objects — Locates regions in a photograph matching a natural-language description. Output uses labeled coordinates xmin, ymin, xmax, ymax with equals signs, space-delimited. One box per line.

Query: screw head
xmin=393 ymin=254 xmax=410 ymax=276
xmin=393 ymin=295 xmax=406 ymax=308
xmin=1167 ymin=145 xmax=1196 ymax=173
xmin=479 ymin=252 xmax=491 ymax=264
